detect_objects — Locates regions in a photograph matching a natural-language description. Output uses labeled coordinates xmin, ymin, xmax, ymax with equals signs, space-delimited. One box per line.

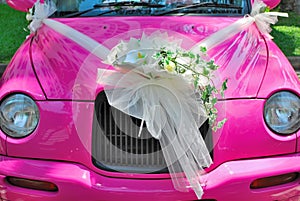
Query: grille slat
xmin=120 ymin=115 xmax=123 ymax=165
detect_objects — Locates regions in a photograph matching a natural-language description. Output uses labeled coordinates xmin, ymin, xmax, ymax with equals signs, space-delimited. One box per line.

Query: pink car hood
xmin=31 ymin=16 xmax=268 ymax=100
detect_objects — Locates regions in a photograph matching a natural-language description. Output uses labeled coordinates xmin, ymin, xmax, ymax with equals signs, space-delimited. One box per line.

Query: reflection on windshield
xmin=52 ymin=0 xmax=248 ymax=17
xmin=52 ymin=0 xmax=97 ymax=11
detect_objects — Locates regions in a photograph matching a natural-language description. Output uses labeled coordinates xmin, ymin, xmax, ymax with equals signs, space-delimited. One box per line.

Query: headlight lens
xmin=264 ymin=91 xmax=300 ymax=135
xmin=0 ymin=94 xmax=39 ymax=138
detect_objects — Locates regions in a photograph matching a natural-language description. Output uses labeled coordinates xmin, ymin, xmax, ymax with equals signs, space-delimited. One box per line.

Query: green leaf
xmin=211 ymin=85 xmax=217 ymax=93
xmin=207 ymin=60 xmax=218 ymax=70
xmin=265 ymin=6 xmax=270 ymax=13
xmin=222 ymin=79 xmax=228 ymax=91
xmin=201 ymin=90 xmax=209 ymax=103
xmin=212 ymin=126 xmax=217 ymax=132
xmin=217 ymin=118 xmax=227 ymax=129
xmin=211 ymin=97 xmax=217 ymax=105
xmin=182 ymin=53 xmax=189 ymax=57
xmin=220 ymin=90 xmax=224 ymax=98
xmin=196 ymin=54 xmax=200 ymax=64
xmin=153 ymin=52 xmax=160 ymax=59
xmin=220 ymin=79 xmax=228 ymax=98
xmin=194 ymin=76 xmax=199 ymax=88
xmin=188 ymin=52 xmax=195 ymax=59
xmin=200 ymin=46 xmax=207 ymax=53
xmin=203 ymin=67 xmax=210 ymax=76
xmin=167 ymin=50 xmax=173 ymax=55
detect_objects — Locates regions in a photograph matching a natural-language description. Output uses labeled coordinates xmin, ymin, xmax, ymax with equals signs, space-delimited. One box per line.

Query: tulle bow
xmin=97 ymin=32 xmax=213 ymax=199
xmin=98 ymin=66 xmax=212 ymax=199
xmin=27 ymin=0 xmax=57 ymax=33
xmin=250 ymin=0 xmax=288 ymax=39
xmin=191 ymin=0 xmax=288 ymax=51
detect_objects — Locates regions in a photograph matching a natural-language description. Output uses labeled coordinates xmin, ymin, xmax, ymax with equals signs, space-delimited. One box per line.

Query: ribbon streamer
xmin=43 ymin=19 xmax=110 ymax=60
xmin=190 ymin=0 xmax=288 ymax=52
xmin=27 ymin=0 xmax=109 ymax=60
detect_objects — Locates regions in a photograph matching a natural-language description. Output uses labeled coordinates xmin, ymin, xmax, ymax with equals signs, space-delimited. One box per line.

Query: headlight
xmin=0 ymin=94 xmax=39 ymax=138
xmin=264 ymin=91 xmax=300 ymax=135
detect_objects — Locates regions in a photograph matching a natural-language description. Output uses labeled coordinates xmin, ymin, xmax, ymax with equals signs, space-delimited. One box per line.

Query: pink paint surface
xmin=6 ymin=0 xmax=35 ymax=12
xmin=1 ymin=1 xmax=300 ymax=200
xmin=1 ymin=154 xmax=300 ymax=201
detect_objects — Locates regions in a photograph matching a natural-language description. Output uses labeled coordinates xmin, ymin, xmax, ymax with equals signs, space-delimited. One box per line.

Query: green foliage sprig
xmin=154 ymin=47 xmax=228 ymax=131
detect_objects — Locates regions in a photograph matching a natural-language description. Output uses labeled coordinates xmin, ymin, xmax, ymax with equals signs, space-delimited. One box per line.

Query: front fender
xmin=0 ymin=37 xmax=46 ymax=155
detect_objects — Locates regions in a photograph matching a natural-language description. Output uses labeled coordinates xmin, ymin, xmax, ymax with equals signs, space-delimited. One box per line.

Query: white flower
xmin=164 ymin=61 xmax=176 ymax=73
xmin=106 ymin=31 xmax=182 ymax=68
xmin=123 ymin=50 xmax=144 ymax=63
xmin=26 ymin=13 xmax=33 ymax=21
xmin=26 ymin=8 xmax=33 ymax=21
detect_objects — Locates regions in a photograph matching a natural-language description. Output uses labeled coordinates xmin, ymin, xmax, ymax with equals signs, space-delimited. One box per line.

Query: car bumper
xmin=0 ymin=154 xmax=300 ymax=201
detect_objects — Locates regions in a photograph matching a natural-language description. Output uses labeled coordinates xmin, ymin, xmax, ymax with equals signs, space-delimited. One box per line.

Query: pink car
xmin=1 ymin=0 xmax=300 ymax=200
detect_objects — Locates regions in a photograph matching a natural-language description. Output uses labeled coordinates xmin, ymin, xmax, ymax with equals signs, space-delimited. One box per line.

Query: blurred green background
xmin=0 ymin=4 xmax=28 ymax=64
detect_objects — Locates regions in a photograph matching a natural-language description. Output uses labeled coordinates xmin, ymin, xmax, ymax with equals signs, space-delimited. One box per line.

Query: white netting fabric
xmin=98 ymin=67 xmax=212 ymax=198
xmin=27 ymin=0 xmax=57 ymax=33
xmin=96 ymin=31 xmax=213 ymax=199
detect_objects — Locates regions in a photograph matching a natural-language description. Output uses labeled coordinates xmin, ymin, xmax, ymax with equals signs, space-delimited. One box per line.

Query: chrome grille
xmin=92 ymin=92 xmax=167 ymax=173
xmin=92 ymin=92 xmax=213 ymax=173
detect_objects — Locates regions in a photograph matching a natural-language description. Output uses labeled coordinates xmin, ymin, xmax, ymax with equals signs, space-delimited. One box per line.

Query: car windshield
xmin=52 ymin=0 xmax=251 ymax=17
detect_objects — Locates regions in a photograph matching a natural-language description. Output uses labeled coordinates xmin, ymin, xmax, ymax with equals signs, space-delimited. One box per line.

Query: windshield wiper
xmin=61 ymin=8 xmax=116 ymax=18
xmin=94 ymin=1 xmax=165 ymax=8
xmin=154 ymin=2 xmax=242 ymax=16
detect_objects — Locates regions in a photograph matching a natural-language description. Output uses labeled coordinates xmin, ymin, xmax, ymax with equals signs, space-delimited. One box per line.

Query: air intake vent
xmin=92 ymin=92 xmax=213 ymax=174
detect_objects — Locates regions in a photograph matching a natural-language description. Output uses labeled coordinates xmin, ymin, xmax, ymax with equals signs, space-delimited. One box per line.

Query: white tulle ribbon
xmin=191 ymin=0 xmax=288 ymax=52
xmin=43 ymin=19 xmax=110 ymax=60
xmin=250 ymin=0 xmax=288 ymax=39
xmin=27 ymin=0 xmax=110 ymax=59
xmin=27 ymin=0 xmax=57 ymax=33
